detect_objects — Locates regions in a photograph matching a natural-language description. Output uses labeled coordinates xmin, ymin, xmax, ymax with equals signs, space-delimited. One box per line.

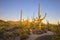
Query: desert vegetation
xmin=0 ymin=19 xmax=60 ymax=40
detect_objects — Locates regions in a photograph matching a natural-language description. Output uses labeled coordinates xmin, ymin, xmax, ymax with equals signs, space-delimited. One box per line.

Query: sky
xmin=0 ymin=0 xmax=60 ymax=24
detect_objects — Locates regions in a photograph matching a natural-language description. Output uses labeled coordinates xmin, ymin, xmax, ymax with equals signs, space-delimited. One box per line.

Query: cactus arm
xmin=41 ymin=13 xmax=46 ymax=20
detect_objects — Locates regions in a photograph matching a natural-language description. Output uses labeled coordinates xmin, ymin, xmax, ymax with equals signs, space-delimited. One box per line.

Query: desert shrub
xmin=52 ymin=35 xmax=60 ymax=40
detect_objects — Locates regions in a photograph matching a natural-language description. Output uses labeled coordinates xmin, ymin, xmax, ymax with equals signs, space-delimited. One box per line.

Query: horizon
xmin=0 ymin=0 xmax=60 ymax=24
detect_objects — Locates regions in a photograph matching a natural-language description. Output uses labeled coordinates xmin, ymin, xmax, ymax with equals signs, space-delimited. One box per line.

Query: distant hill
xmin=0 ymin=20 xmax=8 ymax=26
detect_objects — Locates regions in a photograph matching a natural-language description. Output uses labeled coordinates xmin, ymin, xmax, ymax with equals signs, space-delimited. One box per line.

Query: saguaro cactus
xmin=20 ymin=9 xmax=24 ymax=26
xmin=37 ymin=4 xmax=46 ymax=31
xmin=20 ymin=9 xmax=22 ymax=21
xmin=32 ymin=12 xmax=36 ymax=23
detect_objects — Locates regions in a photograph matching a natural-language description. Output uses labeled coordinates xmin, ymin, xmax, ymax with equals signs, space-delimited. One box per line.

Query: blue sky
xmin=0 ymin=0 xmax=60 ymax=24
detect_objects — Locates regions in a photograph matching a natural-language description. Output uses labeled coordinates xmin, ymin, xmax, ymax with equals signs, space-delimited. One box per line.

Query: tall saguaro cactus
xmin=37 ymin=4 xmax=46 ymax=31
xmin=20 ymin=9 xmax=22 ymax=21
xmin=20 ymin=9 xmax=23 ymax=26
